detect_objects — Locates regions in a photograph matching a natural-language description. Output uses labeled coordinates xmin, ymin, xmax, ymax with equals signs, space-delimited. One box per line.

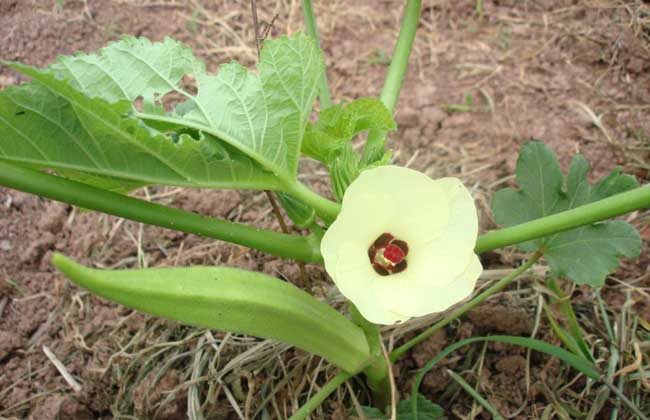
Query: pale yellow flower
xmin=321 ymin=166 xmax=482 ymax=325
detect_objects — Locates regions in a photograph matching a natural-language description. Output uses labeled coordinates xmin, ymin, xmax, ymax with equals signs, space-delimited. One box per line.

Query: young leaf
xmin=52 ymin=253 xmax=371 ymax=374
xmin=302 ymin=98 xmax=396 ymax=164
xmin=0 ymin=76 xmax=279 ymax=190
xmin=492 ymin=141 xmax=641 ymax=286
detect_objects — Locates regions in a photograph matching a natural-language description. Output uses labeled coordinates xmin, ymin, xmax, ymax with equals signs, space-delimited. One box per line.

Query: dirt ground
xmin=1 ymin=0 xmax=649 ymax=419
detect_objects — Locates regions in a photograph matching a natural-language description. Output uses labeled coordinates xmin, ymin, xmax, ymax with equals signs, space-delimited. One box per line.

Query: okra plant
xmin=1 ymin=0 xmax=648 ymax=418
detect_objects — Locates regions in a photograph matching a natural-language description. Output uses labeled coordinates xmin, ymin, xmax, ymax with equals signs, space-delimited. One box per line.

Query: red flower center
xmin=383 ymin=244 xmax=406 ymax=264
xmin=368 ymin=233 xmax=409 ymax=276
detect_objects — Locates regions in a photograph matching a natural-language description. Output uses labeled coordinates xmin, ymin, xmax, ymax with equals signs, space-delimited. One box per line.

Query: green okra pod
xmin=52 ymin=253 xmax=371 ymax=373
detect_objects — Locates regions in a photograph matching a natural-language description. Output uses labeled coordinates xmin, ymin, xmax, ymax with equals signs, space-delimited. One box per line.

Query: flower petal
xmin=377 ymin=253 xmax=482 ymax=319
xmin=348 ymin=166 xmax=450 ymax=245
xmin=439 ymin=253 xmax=483 ymax=307
xmin=373 ymin=254 xmax=454 ymax=319
xmin=417 ymin=177 xmax=479 ymax=276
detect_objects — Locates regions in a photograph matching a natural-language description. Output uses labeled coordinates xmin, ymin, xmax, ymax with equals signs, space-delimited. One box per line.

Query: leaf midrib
xmin=136 ymin=111 xmax=293 ymax=185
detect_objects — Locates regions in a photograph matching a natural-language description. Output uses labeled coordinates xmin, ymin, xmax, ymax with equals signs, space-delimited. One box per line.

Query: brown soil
xmin=1 ymin=0 xmax=649 ymax=419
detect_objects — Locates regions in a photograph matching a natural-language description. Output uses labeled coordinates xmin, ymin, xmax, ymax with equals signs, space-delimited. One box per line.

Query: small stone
xmin=0 ymin=240 xmax=11 ymax=251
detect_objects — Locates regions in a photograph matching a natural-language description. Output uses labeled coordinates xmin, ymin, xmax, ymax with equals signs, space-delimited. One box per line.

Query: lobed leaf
xmin=1 ymin=34 xmax=324 ymax=190
xmin=492 ymin=141 xmax=641 ymax=286
xmin=0 ymin=71 xmax=278 ymax=190
xmin=50 ymin=37 xmax=203 ymax=107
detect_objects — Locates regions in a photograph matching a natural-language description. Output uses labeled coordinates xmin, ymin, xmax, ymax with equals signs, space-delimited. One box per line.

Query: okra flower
xmin=321 ymin=166 xmax=482 ymax=325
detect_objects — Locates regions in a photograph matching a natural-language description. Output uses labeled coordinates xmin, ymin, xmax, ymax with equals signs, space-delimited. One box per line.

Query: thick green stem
xmin=350 ymin=304 xmax=391 ymax=411
xmin=378 ymin=0 xmax=421 ymax=113
xmin=362 ymin=0 xmax=422 ymax=162
xmin=301 ymin=0 xmax=332 ymax=109
xmin=475 ymin=186 xmax=650 ymax=254
xmin=390 ymin=250 xmax=544 ymax=362
xmin=0 ymin=161 xmax=322 ymax=263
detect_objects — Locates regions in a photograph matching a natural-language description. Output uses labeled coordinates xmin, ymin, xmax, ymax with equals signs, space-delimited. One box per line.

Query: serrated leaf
xmin=2 ymin=34 xmax=323 ymax=189
xmin=492 ymin=141 xmax=641 ymax=286
xmin=302 ymin=98 xmax=396 ymax=163
xmin=0 ymin=76 xmax=279 ymax=190
xmin=398 ymin=394 xmax=444 ymax=420
xmin=50 ymin=37 xmax=203 ymax=108
xmin=545 ymin=221 xmax=640 ymax=285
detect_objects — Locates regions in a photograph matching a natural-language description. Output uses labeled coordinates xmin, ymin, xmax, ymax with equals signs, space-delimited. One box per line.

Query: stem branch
xmin=285 ymin=180 xmax=341 ymax=224
xmin=289 ymin=371 xmax=350 ymax=420
xmin=475 ymin=186 xmax=650 ymax=254
xmin=362 ymin=0 xmax=422 ymax=162
xmin=302 ymin=0 xmax=333 ymax=109
xmin=0 ymin=161 xmax=322 ymax=263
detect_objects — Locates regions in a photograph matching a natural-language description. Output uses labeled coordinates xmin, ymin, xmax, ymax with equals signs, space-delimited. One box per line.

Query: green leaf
xmin=397 ymin=394 xmax=443 ymax=420
xmin=302 ymin=98 xmax=396 ymax=163
xmin=445 ymin=370 xmax=503 ymax=419
xmin=0 ymin=75 xmax=279 ymax=190
xmin=356 ymin=406 xmax=387 ymax=419
xmin=492 ymin=141 xmax=641 ymax=286
xmin=52 ymin=253 xmax=370 ymax=373
xmin=2 ymin=34 xmax=324 ymax=188
xmin=50 ymin=37 xmax=203 ymax=108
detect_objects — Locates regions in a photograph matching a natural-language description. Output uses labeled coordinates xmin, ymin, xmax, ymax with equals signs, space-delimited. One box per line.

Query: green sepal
xmin=276 ymin=192 xmax=316 ymax=228
xmin=330 ymin=145 xmax=392 ymax=201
